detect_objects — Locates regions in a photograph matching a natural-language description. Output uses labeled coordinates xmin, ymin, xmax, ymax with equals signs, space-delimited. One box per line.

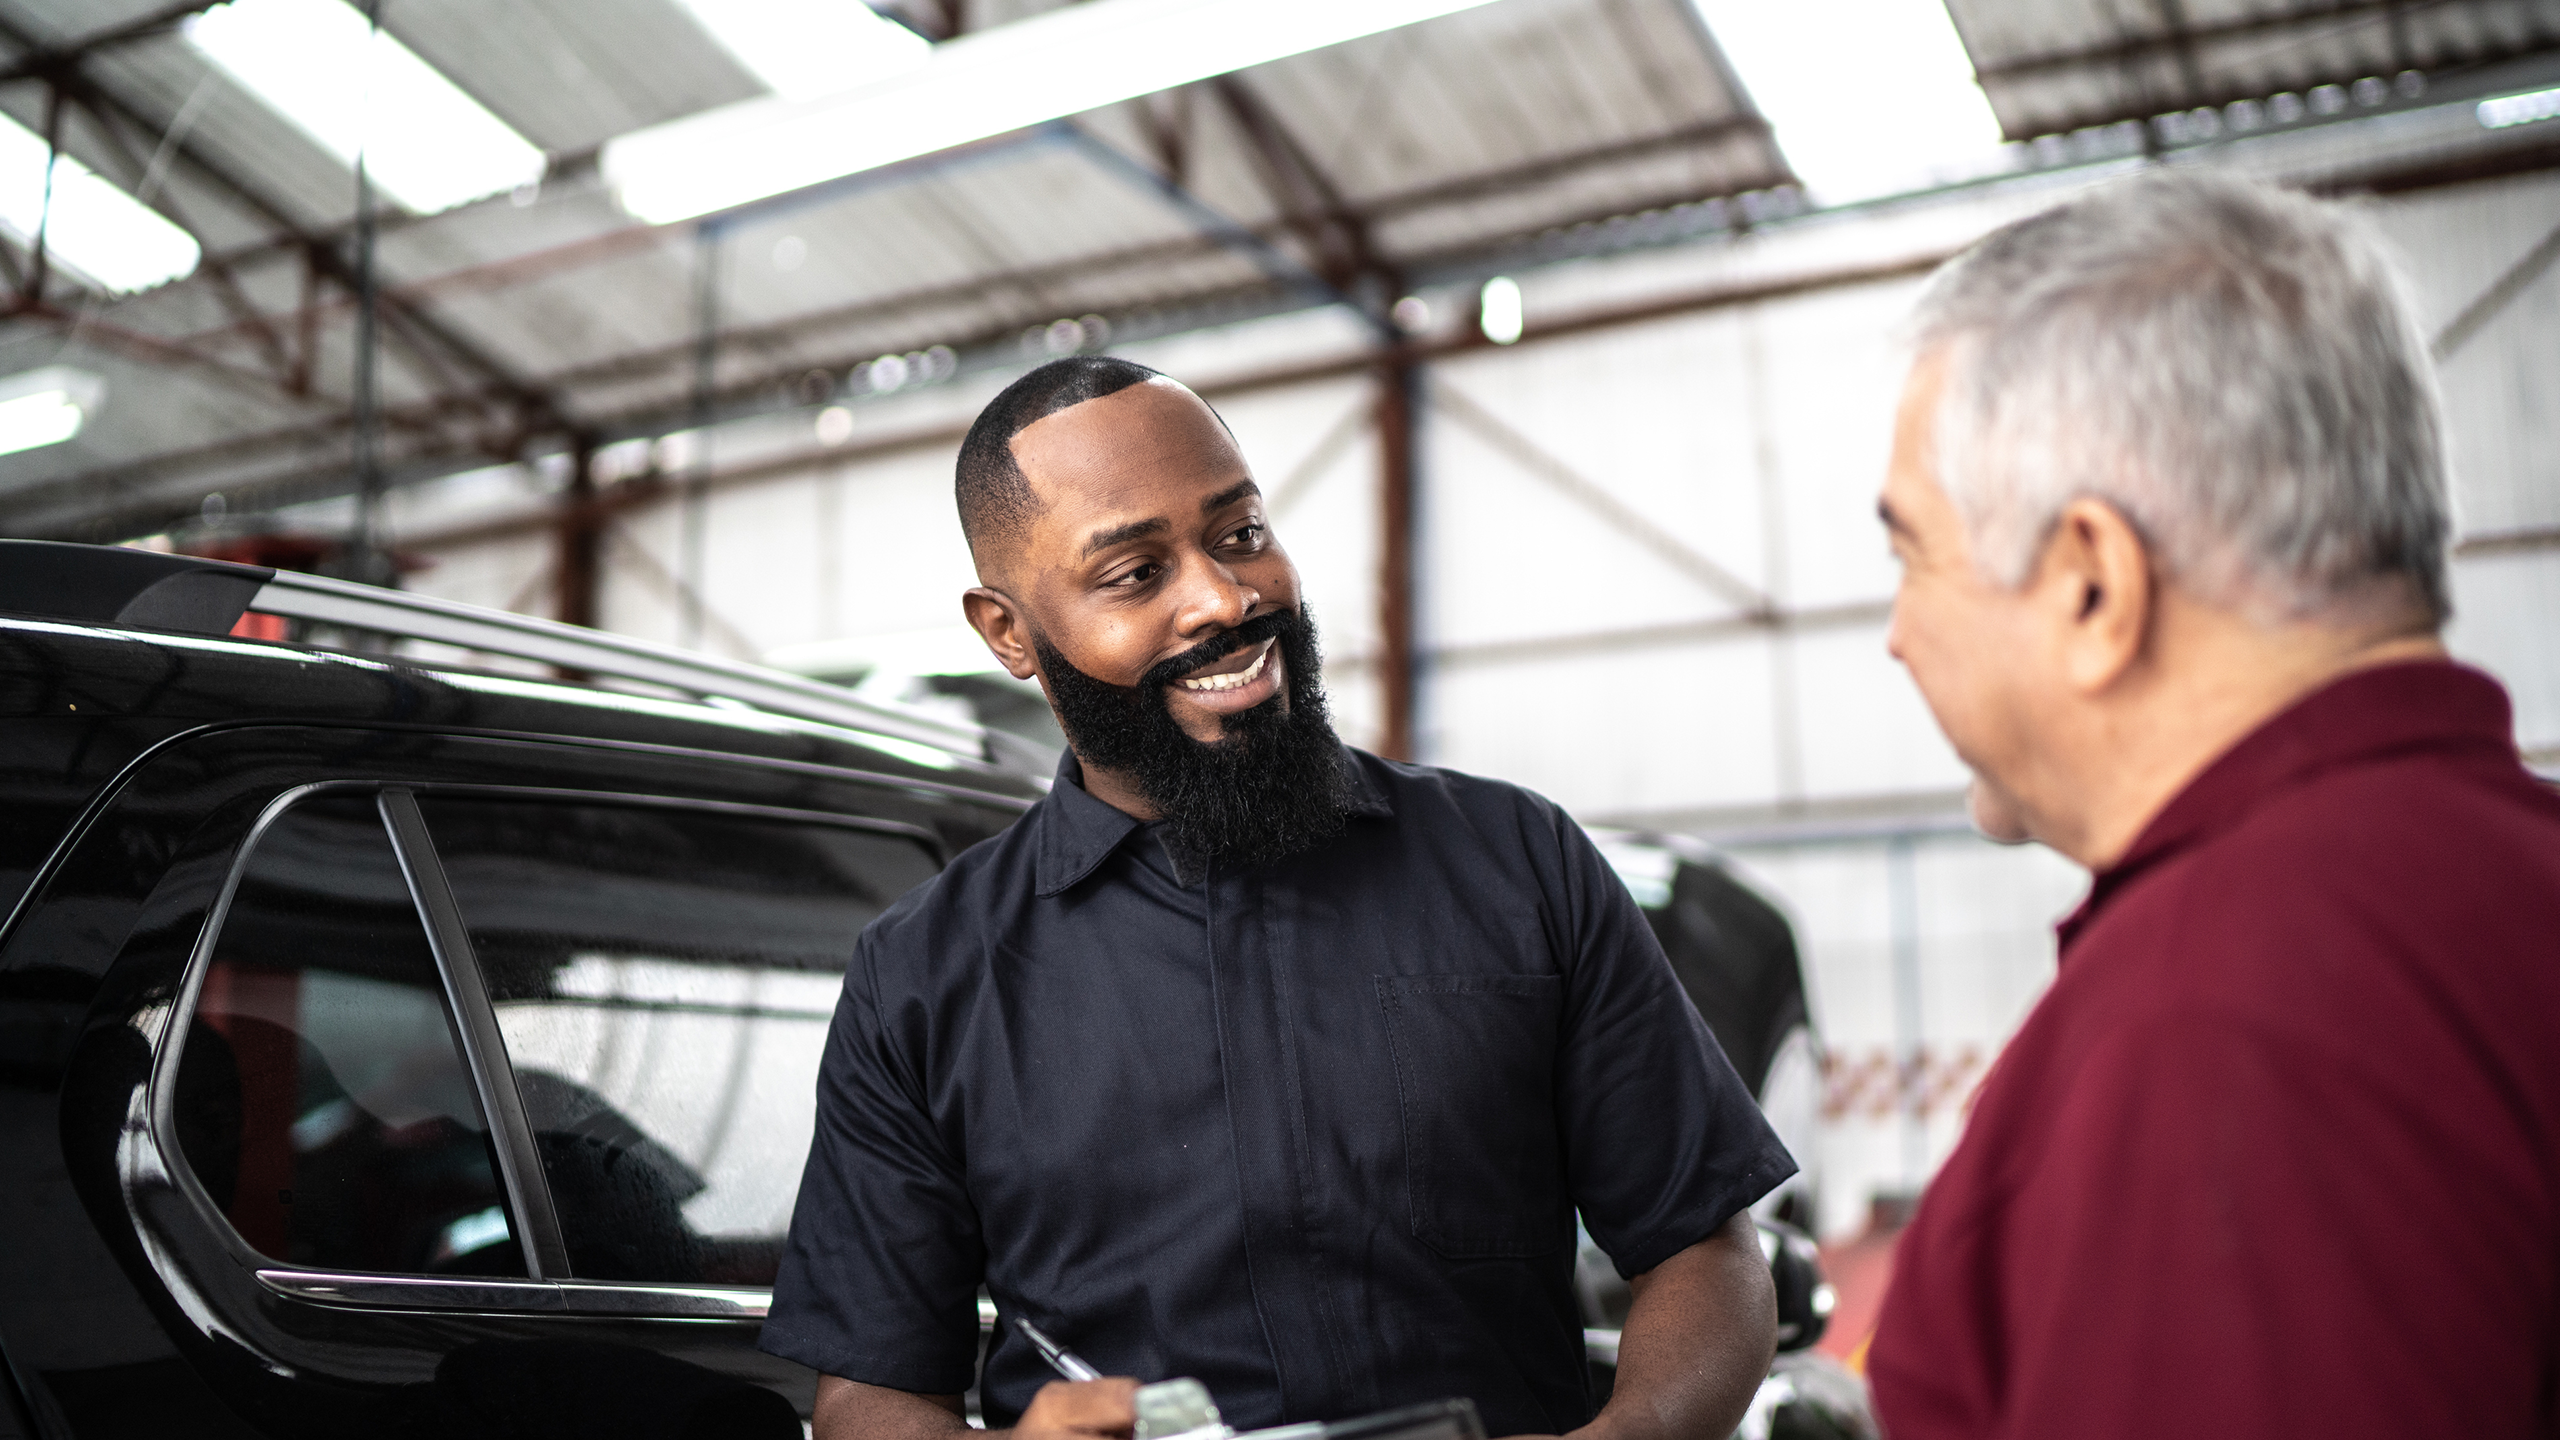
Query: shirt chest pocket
xmin=1375 ymin=973 xmax=1567 ymax=1259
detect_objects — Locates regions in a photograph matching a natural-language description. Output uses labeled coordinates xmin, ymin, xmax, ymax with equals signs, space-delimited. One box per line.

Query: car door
xmin=19 ymin=723 xmax=1002 ymax=1438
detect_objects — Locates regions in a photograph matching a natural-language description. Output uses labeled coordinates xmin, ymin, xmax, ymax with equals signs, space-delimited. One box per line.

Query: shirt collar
xmin=2057 ymin=658 xmax=2516 ymax=952
xmin=1031 ymin=742 xmax=1395 ymax=897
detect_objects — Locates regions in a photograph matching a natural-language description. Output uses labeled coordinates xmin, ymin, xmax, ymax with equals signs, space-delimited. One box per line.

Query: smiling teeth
xmin=1177 ymin=644 xmax=1271 ymax=692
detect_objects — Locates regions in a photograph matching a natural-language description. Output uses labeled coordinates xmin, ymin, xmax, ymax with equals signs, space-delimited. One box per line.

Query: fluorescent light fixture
xmin=0 ymin=117 xmax=198 ymax=293
xmin=604 ymin=0 xmax=1503 ymax=224
xmin=0 ymin=365 xmax=106 ymax=458
xmin=186 ymin=0 xmax=545 ymax=215
xmin=2479 ymin=86 xmax=2560 ymax=129
xmin=1479 ymin=275 xmax=1523 ymax=344
xmin=1689 ymin=0 xmax=2005 ymax=204
xmin=668 ymin=0 xmax=931 ymax=101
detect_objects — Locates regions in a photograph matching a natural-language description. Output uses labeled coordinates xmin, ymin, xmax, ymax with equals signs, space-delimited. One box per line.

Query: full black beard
xmin=1034 ymin=605 xmax=1356 ymax=875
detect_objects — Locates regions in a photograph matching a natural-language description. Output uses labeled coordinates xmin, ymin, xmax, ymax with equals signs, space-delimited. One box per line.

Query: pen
xmin=1014 ymin=1318 xmax=1104 ymax=1383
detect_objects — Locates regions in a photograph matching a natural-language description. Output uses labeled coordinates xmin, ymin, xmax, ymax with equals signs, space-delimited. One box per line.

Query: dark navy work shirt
xmin=762 ymin=747 xmax=1794 ymax=1435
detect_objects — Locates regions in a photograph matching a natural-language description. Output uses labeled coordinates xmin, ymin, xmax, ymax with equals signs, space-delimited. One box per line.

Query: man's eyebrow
xmin=1202 ymin=479 xmax=1261 ymax=514
xmin=1079 ymin=516 xmax=1169 ymax=559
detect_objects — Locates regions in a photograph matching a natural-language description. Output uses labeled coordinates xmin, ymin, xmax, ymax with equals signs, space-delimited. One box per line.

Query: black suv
xmin=0 ymin=541 xmax=1046 ymax=1438
xmin=0 ymin=541 xmax=1862 ymax=1440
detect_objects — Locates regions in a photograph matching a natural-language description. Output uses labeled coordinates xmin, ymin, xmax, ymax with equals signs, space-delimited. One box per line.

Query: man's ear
xmin=2034 ymin=496 xmax=2155 ymax=693
xmin=962 ymin=587 xmax=1039 ymax=681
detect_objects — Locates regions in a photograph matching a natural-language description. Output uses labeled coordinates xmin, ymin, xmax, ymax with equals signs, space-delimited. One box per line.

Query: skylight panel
xmin=1691 ymin=0 xmax=2005 ymax=205
xmin=186 ymin=0 xmax=546 ymax=216
xmin=0 ymin=365 xmax=105 ymax=457
xmin=0 ymin=116 xmax=199 ymax=293
xmin=604 ymin=0 xmax=1503 ymax=224
xmin=668 ymin=0 xmax=931 ymax=101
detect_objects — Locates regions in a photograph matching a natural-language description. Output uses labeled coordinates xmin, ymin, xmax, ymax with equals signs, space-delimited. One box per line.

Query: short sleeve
xmin=1546 ymin=813 xmax=1797 ymax=1277
xmin=759 ymin=930 xmax=986 ymax=1392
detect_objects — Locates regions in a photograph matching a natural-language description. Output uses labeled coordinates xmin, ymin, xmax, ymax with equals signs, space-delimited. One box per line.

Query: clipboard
xmin=1229 ymin=1398 xmax=1488 ymax=1440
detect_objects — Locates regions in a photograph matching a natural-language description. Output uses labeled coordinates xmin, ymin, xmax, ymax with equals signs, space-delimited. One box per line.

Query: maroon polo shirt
xmin=1869 ymin=660 xmax=2560 ymax=1438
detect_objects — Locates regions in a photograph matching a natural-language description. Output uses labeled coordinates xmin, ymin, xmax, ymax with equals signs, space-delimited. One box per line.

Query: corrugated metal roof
xmin=0 ymin=0 xmax=1789 ymax=539
xmin=1947 ymin=0 xmax=2560 ymax=140
xmin=385 ymin=0 xmax=766 ymax=154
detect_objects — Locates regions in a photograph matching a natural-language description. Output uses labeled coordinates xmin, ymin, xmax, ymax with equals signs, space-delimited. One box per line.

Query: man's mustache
xmin=1135 ymin=608 xmax=1299 ymax=692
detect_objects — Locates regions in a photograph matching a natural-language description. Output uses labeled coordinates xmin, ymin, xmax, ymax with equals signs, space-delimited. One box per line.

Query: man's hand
xmin=1016 ymin=1377 xmax=1141 ymax=1438
xmin=1556 ymin=1212 xmax=1776 ymax=1440
xmin=812 ymin=1374 xmax=1139 ymax=1440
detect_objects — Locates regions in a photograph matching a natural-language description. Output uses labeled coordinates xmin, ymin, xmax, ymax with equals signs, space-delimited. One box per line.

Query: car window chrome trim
xmin=253 ymin=1269 xmax=568 ymax=1313
xmin=380 ymin=786 xmax=574 ymax=1281
xmin=555 ymin=1282 xmax=773 ymax=1318
xmin=252 ymin=1269 xmax=776 ymax=1319
xmin=149 ymin=782 xmax=372 ymax=1250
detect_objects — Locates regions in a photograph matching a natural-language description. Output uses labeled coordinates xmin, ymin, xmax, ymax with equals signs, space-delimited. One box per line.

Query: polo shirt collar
xmin=1031 ymin=742 xmax=1395 ymax=897
xmin=2058 ymin=658 xmax=2516 ymax=951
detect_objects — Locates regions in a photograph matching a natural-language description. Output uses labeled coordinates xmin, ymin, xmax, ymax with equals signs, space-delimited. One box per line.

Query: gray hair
xmin=1912 ymin=170 xmax=2451 ymax=625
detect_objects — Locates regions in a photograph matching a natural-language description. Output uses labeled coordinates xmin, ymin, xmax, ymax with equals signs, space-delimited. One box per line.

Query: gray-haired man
xmin=1868 ymin=172 xmax=2560 ymax=1436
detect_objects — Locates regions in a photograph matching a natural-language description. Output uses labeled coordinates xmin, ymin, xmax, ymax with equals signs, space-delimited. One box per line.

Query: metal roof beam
xmin=146 ymin=116 xmax=1769 ymax=372
xmin=1976 ymin=0 xmax=2435 ymax=82
xmin=65 ymin=84 xmax=302 ymax=389
xmin=13 ymin=242 xmax=1955 ymax=543
xmin=0 ymin=0 xmax=221 ymax=85
xmin=1208 ymin=74 xmax=1394 ymax=299
xmin=0 ymin=6 xmax=573 ymax=440
xmin=2150 ymin=0 xmax=2212 ymax=107
xmin=8 ymin=149 xmax=1896 ymax=541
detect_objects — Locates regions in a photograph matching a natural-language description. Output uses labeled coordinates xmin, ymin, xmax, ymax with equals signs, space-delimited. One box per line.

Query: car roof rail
xmin=0 ymin=538 xmax=272 ymax=633
xmin=0 ymin=540 xmax=994 ymax=765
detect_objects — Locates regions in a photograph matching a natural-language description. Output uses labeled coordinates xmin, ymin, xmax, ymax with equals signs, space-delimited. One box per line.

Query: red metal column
xmin=554 ymin=437 xmax=602 ymax=628
xmin=1374 ymin=358 xmax=1417 ymax=761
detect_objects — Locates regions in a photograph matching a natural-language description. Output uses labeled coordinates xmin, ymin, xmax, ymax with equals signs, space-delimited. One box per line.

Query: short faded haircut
xmin=1913 ymin=169 xmax=2452 ymax=625
xmin=955 ymin=356 xmax=1164 ymax=561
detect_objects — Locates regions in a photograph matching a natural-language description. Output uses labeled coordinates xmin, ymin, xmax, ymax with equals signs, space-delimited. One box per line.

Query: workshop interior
xmin=0 ymin=0 xmax=2555 ymax=1436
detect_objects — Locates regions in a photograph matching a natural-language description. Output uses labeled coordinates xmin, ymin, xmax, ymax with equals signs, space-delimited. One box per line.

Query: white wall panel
xmin=700 ymin=476 xmax=827 ymax=654
xmin=1427 ymin=636 xmax=1781 ymax=816
xmin=407 ymin=528 xmax=551 ymax=618
xmin=1419 ymin=403 xmax=1743 ymax=651
xmin=599 ymin=498 xmax=690 ymax=651
xmin=1229 ymin=377 xmax=1386 ymax=750
xmin=2449 ymin=549 xmax=2560 ymax=757
xmin=1787 ymin=621 xmax=1971 ymax=802
xmin=1748 ymin=280 xmax=1928 ymax=611
xmin=1434 ymin=308 xmax=1773 ymax=600
xmin=1220 ymin=377 xmax=1381 ymax=659
xmin=2369 ymin=171 xmax=2560 ymax=536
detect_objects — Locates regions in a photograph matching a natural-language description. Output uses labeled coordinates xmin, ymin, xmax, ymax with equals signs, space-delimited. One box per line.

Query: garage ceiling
xmin=1946 ymin=0 xmax=2560 ymax=139
xmin=5 ymin=0 xmax=2560 ymax=543
xmin=0 ymin=0 xmax=1788 ymax=540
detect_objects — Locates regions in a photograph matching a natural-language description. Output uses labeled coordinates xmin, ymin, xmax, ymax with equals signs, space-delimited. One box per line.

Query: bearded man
xmin=761 ymin=358 xmax=1794 ymax=1440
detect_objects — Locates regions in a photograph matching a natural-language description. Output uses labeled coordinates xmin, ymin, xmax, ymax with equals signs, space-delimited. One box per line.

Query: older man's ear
xmin=2033 ymin=496 xmax=2157 ymax=695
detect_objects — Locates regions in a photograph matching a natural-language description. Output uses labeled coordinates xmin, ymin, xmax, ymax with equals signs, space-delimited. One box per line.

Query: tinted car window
xmin=173 ymin=791 xmax=525 ymax=1276
xmin=416 ymin=797 xmax=940 ymax=1286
